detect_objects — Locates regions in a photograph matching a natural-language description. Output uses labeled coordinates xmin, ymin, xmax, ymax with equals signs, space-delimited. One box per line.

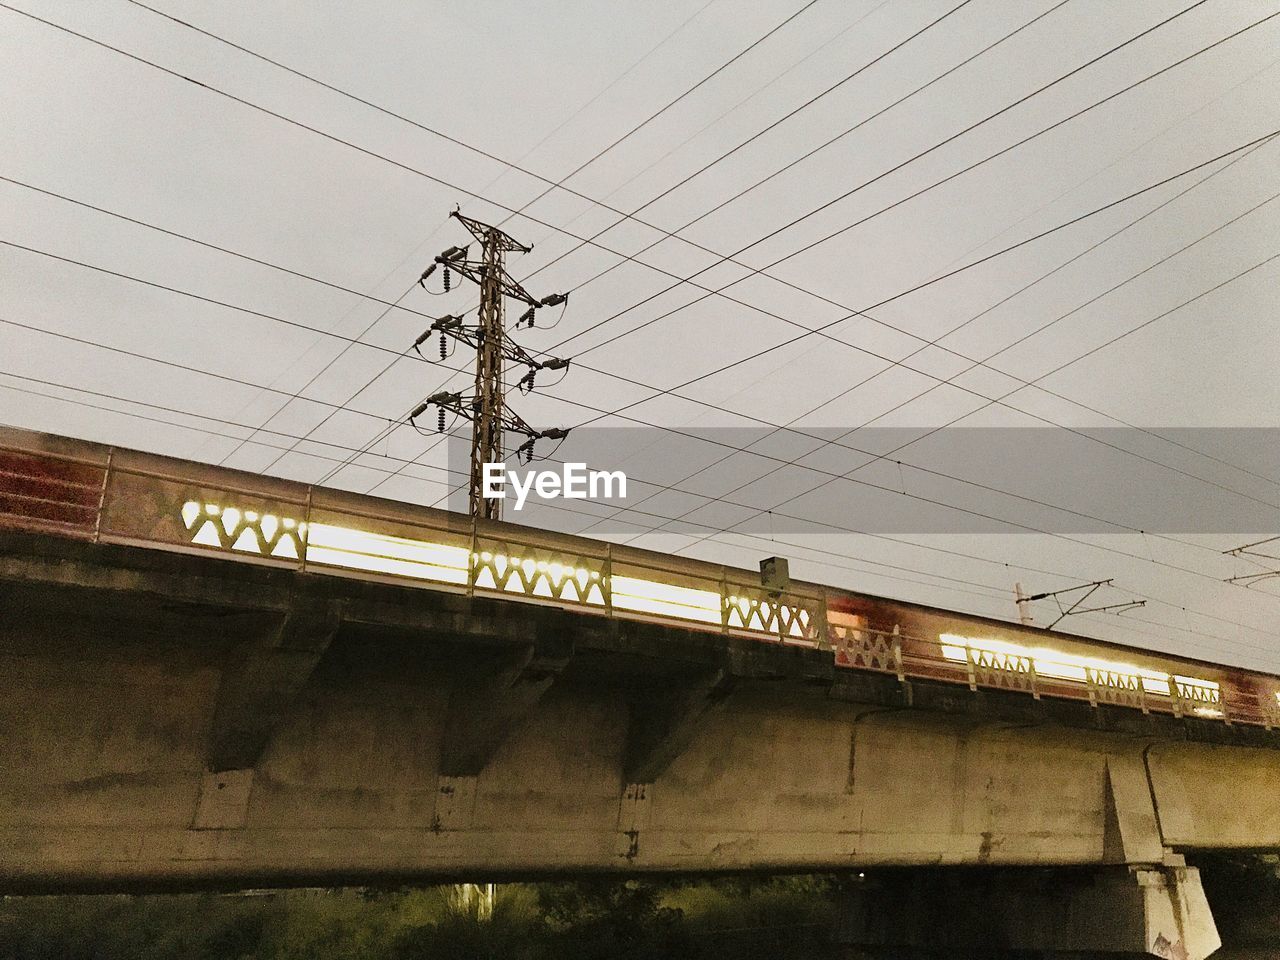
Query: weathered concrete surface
xmin=207 ymin=604 xmax=344 ymax=773
xmin=1146 ymin=742 xmax=1280 ymax=850
xmin=1 ymin=530 xmax=1279 ymax=900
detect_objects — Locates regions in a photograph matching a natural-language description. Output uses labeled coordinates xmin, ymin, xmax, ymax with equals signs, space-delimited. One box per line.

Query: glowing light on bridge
xmin=939 ymin=633 xmax=1220 ymax=701
xmin=179 ymin=500 xmax=813 ymax=632
xmin=182 ymin=501 xmax=305 ymax=558
xmin=307 ymin=523 xmax=471 ymax=584
xmin=11 ymin=432 xmax=1280 ymax=729
xmin=179 ymin=501 xmax=1233 ymax=705
xmin=610 ymin=576 xmax=721 ymax=624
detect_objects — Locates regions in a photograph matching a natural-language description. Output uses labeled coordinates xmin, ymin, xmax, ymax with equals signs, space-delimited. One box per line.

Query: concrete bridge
xmin=3 ymin=426 xmax=1280 ymax=958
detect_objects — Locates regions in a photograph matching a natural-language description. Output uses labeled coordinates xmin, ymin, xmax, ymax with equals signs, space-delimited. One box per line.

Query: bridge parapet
xmin=2 ymin=424 xmax=1279 ymax=730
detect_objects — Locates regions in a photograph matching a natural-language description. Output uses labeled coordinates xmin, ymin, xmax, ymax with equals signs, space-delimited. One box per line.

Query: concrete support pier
xmin=837 ymin=862 xmax=1220 ymax=959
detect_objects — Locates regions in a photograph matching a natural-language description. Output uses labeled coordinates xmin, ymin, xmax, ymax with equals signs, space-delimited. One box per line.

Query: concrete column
xmin=836 ymin=864 xmax=1220 ymax=959
xmin=623 ymin=667 xmax=734 ymax=784
xmin=207 ymin=603 xmax=343 ymax=772
xmin=437 ymin=635 xmax=572 ymax=778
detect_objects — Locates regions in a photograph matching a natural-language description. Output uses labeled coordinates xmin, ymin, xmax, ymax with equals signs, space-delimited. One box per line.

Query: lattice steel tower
xmin=412 ymin=211 xmax=571 ymax=520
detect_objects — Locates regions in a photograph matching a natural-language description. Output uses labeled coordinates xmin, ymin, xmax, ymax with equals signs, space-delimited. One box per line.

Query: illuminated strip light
xmin=940 ymin=634 xmax=1220 ymax=700
xmin=611 ymin=575 xmax=721 ymax=625
xmin=174 ymin=503 xmax=892 ymax=641
xmin=304 ymin=523 xmax=470 ymax=584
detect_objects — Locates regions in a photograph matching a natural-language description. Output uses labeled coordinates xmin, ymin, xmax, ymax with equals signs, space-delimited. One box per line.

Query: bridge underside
xmin=3 ymin=532 xmax=1279 ymax=957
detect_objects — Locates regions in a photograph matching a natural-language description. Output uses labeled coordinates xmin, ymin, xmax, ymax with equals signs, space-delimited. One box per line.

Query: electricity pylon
xmin=410 ymin=211 xmax=571 ymax=520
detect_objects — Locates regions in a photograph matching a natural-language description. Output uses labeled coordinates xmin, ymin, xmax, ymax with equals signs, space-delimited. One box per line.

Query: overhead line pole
xmin=411 ymin=212 xmax=570 ymax=520
xmin=474 ymin=218 xmax=513 ymax=519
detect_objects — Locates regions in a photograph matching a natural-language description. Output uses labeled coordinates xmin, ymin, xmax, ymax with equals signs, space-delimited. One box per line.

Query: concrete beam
xmin=438 ymin=621 xmax=573 ymax=777
xmin=207 ymin=603 xmax=343 ymax=773
xmin=620 ymin=635 xmax=833 ymax=785
xmin=1145 ymin=741 xmax=1280 ymax=849
xmin=623 ymin=668 xmax=735 ymax=785
xmin=6 ymin=531 xmax=1280 ymax=753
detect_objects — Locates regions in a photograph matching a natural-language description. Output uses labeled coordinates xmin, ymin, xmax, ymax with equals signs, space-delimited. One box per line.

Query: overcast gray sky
xmin=3 ymin=0 xmax=1280 ymax=669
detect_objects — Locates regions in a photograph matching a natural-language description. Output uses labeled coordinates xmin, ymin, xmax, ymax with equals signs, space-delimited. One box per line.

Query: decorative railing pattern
xmin=181 ymin=500 xmax=306 ymax=559
xmin=966 ymin=647 xmax=1039 ymax=698
xmin=471 ymin=535 xmax=608 ymax=608
xmin=1265 ymin=697 xmax=1280 ymax=731
xmin=1085 ymin=667 xmax=1148 ymax=713
xmin=722 ymin=582 xmax=823 ymax=644
xmin=1169 ymin=677 xmax=1224 ymax=719
xmin=3 ymin=430 xmax=1279 ymax=730
xmin=833 ymin=624 xmax=903 ymax=680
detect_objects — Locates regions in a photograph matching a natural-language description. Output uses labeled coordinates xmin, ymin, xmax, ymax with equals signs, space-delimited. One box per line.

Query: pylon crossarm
xmin=427 ymin=321 xmax=548 ymax=374
xmin=450 ymin=210 xmax=531 ymax=254
xmin=435 ymin=257 xmax=540 ymax=307
xmin=498 ymin=406 xmax=540 ymax=441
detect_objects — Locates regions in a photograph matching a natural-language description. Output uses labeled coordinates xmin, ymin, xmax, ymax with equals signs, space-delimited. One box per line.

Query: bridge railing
xmin=2 ymin=430 xmax=1278 ymax=730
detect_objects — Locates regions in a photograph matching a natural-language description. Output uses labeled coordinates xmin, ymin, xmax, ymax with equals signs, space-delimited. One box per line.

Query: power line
xmin=508 ymin=0 xmax=1064 ymax=306
xmin=482 ymin=0 xmax=723 ymax=171
xmin=0 ymin=374 xmax=1020 ymax=607
xmin=398 ymin=16 xmax=1280 ymax=522
xmin=485 ymin=0 xmax=828 ymax=228
xmin=5 ymin=337 xmax=1277 ymax=660
xmin=491 ymin=0 xmax=895 ymax=270
xmin=4 ymin=251 xmax=1272 ymax=616
xmin=623 ymin=159 xmax=1280 ymax=554
xmin=0 ymin=239 xmax=420 ymax=358
xmin=223 ymin=0 xmax=996 ymax=490
xmin=0 ymin=0 xmax=1108 ymax=446
xmin=504 ymin=253 xmax=1280 ymax=603
xmin=0 ymin=176 xmax=445 ymax=324
xmin=503 ymin=0 xmax=979 ymax=281
xmin=5 ymin=9 xmax=1274 ymax=655
xmin=367 ymin=442 xmax=1280 ymax=663
xmin=606 ymin=251 xmax=1280 ymax=607
xmin=116 ymin=0 xmax=800 ymax=244
xmin=307 ymin=13 xmax=1280 ymax=512
xmin=550 ymin=1 xmax=1270 ymax=359
xmin=552 ymin=132 xmax=1280 ymax=500
xmin=0 ymin=377 xmax=1046 ymax=619
xmin=576 ymin=136 xmax=1274 ymax=540
xmin=81 ymin=0 xmax=834 ymax=477
xmin=3 ymin=371 xmax=1276 ymax=662
xmin=5 ymin=122 xmax=1274 ymax=616
xmin=785 ymin=135 xmax=1280 ymax=490
xmin=214 ymin=284 xmax=412 ymax=468
xmin=0 ymin=316 xmax=403 ymax=425
xmin=304 ymin=130 xmax=1280 ymax=522
xmin=9 ymin=137 xmax=1278 ymax=550
xmin=15 ymin=0 xmax=1266 ymax=504
xmin=316 ymin=12 xmax=1280 ymax=510
xmin=914 ymin=54 xmax=1280 ymax=287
